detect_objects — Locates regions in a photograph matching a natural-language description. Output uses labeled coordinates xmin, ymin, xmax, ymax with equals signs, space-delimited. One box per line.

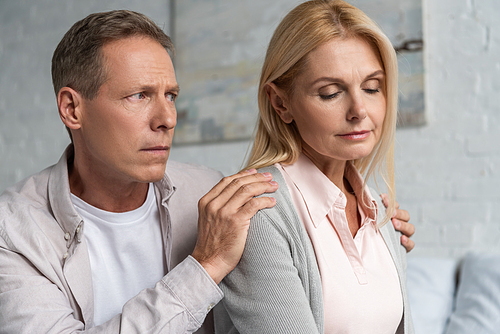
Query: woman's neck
xmin=301 ymin=149 xmax=360 ymax=237
xmin=301 ymin=149 xmax=348 ymax=193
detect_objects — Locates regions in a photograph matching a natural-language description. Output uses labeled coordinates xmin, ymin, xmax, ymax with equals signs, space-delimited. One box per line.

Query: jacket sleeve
xmin=0 ymin=236 xmax=222 ymax=334
xmin=99 ymin=256 xmax=223 ymax=334
xmin=214 ymin=207 xmax=322 ymax=334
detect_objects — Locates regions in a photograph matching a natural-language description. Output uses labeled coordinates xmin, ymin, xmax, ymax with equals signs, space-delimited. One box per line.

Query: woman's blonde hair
xmin=245 ymin=0 xmax=398 ymax=225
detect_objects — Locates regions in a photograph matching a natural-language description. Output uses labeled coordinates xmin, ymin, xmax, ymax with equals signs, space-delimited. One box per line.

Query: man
xmin=0 ymin=10 xmax=414 ymax=333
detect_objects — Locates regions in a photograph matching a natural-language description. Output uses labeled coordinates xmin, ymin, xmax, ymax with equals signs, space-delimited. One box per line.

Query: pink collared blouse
xmin=277 ymin=153 xmax=403 ymax=333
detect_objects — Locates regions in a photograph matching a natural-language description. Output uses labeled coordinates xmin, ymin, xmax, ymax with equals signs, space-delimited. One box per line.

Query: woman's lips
xmin=338 ymin=131 xmax=370 ymax=140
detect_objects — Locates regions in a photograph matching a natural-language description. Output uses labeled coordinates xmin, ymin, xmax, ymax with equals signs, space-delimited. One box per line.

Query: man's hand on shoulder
xmin=192 ymin=169 xmax=278 ymax=284
xmin=381 ymin=194 xmax=415 ymax=253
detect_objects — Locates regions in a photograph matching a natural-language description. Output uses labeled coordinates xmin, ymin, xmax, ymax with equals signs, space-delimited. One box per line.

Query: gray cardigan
xmin=214 ymin=165 xmax=413 ymax=334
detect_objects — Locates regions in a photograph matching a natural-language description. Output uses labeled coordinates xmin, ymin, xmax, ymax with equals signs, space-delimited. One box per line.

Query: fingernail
xmin=401 ymin=235 xmax=408 ymax=244
xmin=270 ymin=181 xmax=278 ymax=186
xmin=263 ymin=172 xmax=272 ymax=178
xmin=246 ymin=169 xmax=257 ymax=173
xmin=393 ymin=219 xmax=401 ymax=228
xmin=392 ymin=209 xmax=397 ymax=218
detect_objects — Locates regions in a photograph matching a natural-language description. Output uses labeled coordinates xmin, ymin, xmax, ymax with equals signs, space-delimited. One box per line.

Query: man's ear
xmin=265 ymin=82 xmax=293 ymax=124
xmin=57 ymin=87 xmax=83 ymax=131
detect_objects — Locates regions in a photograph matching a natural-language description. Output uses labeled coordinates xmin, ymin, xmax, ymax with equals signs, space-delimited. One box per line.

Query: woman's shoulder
xmin=252 ymin=165 xmax=310 ymax=241
xmin=256 ymin=165 xmax=289 ymax=196
xmin=255 ymin=165 xmax=295 ymax=215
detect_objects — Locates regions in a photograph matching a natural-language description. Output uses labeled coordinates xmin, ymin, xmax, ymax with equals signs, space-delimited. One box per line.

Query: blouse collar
xmin=280 ymin=153 xmax=378 ymax=228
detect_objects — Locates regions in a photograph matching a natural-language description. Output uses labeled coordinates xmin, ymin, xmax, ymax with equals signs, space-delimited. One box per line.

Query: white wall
xmin=395 ymin=0 xmax=500 ymax=257
xmin=1 ymin=0 xmax=499 ymax=257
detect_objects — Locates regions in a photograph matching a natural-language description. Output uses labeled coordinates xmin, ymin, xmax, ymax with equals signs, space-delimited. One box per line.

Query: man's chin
xmin=149 ymin=175 xmax=165 ymax=183
xmin=138 ymin=164 xmax=167 ymax=183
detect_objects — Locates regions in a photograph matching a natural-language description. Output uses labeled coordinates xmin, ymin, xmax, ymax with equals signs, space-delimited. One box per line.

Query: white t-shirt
xmin=71 ymin=183 xmax=165 ymax=326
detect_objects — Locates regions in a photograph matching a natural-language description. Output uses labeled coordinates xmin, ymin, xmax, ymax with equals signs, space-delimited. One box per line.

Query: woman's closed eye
xmin=363 ymin=88 xmax=380 ymax=94
xmin=318 ymin=85 xmax=342 ymax=100
xmin=362 ymin=79 xmax=382 ymax=95
xmin=319 ymin=91 xmax=341 ymax=100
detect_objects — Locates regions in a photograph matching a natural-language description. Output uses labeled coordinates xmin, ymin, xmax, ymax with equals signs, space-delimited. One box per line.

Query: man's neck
xmin=68 ymin=156 xmax=149 ymax=213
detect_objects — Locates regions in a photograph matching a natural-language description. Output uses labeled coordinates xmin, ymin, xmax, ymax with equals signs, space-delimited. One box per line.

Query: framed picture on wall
xmin=172 ymin=0 xmax=425 ymax=145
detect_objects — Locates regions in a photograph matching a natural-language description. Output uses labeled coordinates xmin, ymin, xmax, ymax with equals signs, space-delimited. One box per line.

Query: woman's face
xmin=278 ymin=37 xmax=387 ymax=172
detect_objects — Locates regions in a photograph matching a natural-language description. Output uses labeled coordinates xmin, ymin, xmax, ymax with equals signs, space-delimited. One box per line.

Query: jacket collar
xmin=154 ymin=165 xmax=176 ymax=206
xmin=48 ymin=145 xmax=82 ymax=240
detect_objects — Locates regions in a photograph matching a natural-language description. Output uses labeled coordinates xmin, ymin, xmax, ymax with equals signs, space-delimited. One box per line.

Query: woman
xmin=214 ymin=0 xmax=413 ymax=333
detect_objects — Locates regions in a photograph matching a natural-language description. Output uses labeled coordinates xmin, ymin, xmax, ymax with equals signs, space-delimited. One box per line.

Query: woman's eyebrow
xmin=365 ymin=70 xmax=385 ymax=80
xmin=309 ymin=70 xmax=385 ymax=86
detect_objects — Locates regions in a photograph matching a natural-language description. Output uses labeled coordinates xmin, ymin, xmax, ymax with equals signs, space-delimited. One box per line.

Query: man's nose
xmin=151 ymin=95 xmax=177 ymax=131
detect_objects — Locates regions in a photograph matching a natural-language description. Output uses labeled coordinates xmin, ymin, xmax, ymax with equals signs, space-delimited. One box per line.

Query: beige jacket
xmin=0 ymin=146 xmax=223 ymax=333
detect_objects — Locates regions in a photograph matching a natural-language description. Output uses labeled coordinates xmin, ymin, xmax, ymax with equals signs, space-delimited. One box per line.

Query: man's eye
xmin=130 ymin=92 xmax=146 ymax=100
xmin=166 ymin=93 xmax=177 ymax=102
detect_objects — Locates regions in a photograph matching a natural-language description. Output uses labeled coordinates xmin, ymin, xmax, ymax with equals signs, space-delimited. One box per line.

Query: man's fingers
xmin=194 ymin=169 xmax=280 ymax=283
xmin=198 ymin=170 xmax=278 ymax=230
xmin=237 ymin=195 xmax=277 ymax=219
xmin=393 ymin=208 xmax=410 ymax=223
xmin=393 ymin=219 xmax=415 ymax=238
xmin=202 ymin=176 xmax=277 ymax=215
xmin=380 ymin=193 xmax=389 ymax=208
xmin=200 ymin=169 xmax=259 ymax=203
xmin=200 ymin=171 xmax=274 ymax=206
xmin=381 ymin=194 xmax=415 ymax=252
xmin=224 ymin=178 xmax=278 ymax=211
xmin=194 ymin=176 xmax=278 ymax=284
xmin=380 ymin=193 xmax=401 ymax=211
xmin=401 ymin=235 xmax=415 ymax=253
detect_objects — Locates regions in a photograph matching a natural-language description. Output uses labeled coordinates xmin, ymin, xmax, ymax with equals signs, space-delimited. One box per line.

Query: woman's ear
xmin=57 ymin=87 xmax=83 ymax=131
xmin=265 ymin=83 xmax=294 ymax=124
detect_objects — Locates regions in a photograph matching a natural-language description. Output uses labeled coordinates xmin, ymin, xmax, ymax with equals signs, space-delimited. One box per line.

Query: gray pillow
xmin=407 ymin=257 xmax=459 ymax=334
xmin=445 ymin=252 xmax=500 ymax=334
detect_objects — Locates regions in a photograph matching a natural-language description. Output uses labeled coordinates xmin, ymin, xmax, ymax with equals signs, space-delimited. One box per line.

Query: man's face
xmin=77 ymin=36 xmax=178 ymax=184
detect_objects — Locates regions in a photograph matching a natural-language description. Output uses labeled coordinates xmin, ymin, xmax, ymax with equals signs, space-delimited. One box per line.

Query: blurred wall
xmin=396 ymin=0 xmax=500 ymax=257
xmin=1 ymin=0 xmax=499 ymax=257
xmin=0 ymin=0 xmax=171 ymax=188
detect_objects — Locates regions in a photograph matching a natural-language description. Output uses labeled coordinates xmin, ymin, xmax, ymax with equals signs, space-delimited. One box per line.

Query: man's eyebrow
xmin=135 ymin=84 xmax=180 ymax=93
xmin=171 ymin=84 xmax=180 ymax=93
